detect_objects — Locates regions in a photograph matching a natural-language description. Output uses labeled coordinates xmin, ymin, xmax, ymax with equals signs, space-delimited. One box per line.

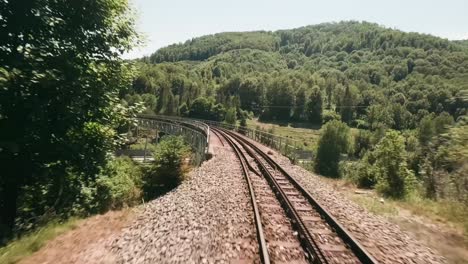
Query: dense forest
xmin=128 ymin=21 xmax=468 ymax=205
xmin=130 ymin=22 xmax=468 ymax=124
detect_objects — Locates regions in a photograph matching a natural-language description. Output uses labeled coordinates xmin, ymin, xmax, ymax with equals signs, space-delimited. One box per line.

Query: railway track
xmin=210 ymin=128 xmax=226 ymax=147
xmin=212 ymin=127 xmax=378 ymax=264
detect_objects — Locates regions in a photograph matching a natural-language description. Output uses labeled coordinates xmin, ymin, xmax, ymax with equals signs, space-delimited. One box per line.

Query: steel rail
xmin=212 ymin=127 xmax=271 ymax=264
xmin=216 ymin=127 xmax=326 ymax=264
xmin=221 ymin=128 xmax=378 ymax=264
xmin=210 ymin=129 xmax=225 ymax=147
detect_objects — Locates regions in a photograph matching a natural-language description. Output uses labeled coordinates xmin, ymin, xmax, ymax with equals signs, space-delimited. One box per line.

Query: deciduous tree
xmin=0 ymin=0 xmax=138 ymax=238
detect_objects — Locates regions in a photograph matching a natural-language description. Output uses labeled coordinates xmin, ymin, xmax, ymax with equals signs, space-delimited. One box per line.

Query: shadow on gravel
xmin=143 ymin=184 xmax=177 ymax=202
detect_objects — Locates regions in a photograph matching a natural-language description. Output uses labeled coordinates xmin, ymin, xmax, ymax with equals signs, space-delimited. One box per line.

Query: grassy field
xmin=0 ymin=218 xmax=81 ymax=264
xmin=347 ymin=190 xmax=468 ymax=233
xmin=246 ymin=119 xmax=321 ymax=151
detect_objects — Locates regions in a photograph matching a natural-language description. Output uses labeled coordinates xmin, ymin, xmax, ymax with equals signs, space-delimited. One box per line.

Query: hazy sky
xmin=124 ymin=0 xmax=468 ymax=59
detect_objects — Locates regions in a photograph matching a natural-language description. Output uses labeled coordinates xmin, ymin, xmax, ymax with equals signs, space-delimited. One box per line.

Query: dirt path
xmin=19 ymin=209 xmax=135 ymax=264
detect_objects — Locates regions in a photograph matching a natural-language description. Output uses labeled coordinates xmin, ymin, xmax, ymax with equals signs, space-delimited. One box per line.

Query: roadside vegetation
xmin=316 ymin=119 xmax=468 ymax=234
xmin=0 ymin=219 xmax=81 ymax=264
xmin=143 ymin=136 xmax=191 ymax=198
xmin=0 ymin=135 xmax=191 ymax=262
xmin=0 ymin=0 xmax=140 ymax=243
xmin=0 ymin=0 xmax=194 ymax=257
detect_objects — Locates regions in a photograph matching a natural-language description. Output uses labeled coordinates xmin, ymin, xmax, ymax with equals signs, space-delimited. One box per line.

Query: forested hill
xmin=455 ymin=39 xmax=468 ymax=48
xmin=148 ymin=21 xmax=465 ymax=63
xmin=129 ymin=21 xmax=468 ymax=129
xmin=149 ymin=31 xmax=278 ymax=62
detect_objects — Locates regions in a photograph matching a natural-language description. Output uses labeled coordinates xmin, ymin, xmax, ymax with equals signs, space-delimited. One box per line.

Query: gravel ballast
xmin=67 ymin=129 xmax=446 ymax=264
xmin=110 ymin=144 xmax=259 ymax=264
xmin=238 ymin=132 xmax=447 ymax=263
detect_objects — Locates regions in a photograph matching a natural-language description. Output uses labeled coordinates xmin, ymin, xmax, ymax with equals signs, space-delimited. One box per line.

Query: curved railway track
xmin=210 ymin=128 xmax=226 ymax=147
xmin=212 ymin=126 xmax=378 ymax=264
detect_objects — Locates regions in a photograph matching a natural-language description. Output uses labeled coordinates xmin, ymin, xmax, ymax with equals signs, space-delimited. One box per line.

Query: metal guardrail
xmin=137 ymin=115 xmax=209 ymax=166
xmin=146 ymin=115 xmax=312 ymax=162
xmin=137 ymin=114 xmax=315 ymax=165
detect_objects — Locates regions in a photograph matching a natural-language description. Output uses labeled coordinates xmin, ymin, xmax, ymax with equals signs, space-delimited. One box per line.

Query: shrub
xmin=340 ymin=153 xmax=378 ymax=188
xmin=144 ymin=136 xmax=190 ymax=199
xmin=225 ymin=107 xmax=237 ymax=124
xmin=13 ymin=157 xmax=144 ymax=235
xmin=95 ymin=157 xmax=143 ymax=212
xmin=322 ymin=109 xmax=341 ymax=124
xmin=315 ymin=120 xmax=351 ymax=177
xmin=353 ymin=129 xmax=373 ymax=157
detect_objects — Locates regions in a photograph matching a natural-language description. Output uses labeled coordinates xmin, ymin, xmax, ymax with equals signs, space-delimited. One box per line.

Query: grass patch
xmin=129 ymin=141 xmax=157 ymax=152
xmin=246 ymin=119 xmax=321 ymax=151
xmin=401 ymin=196 xmax=468 ymax=234
xmin=349 ymin=191 xmax=468 ymax=237
xmin=348 ymin=193 xmax=399 ymax=216
xmin=0 ymin=218 xmax=81 ymax=264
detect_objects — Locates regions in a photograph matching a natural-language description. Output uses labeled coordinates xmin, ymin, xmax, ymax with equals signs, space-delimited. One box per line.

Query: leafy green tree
xmin=325 ymin=78 xmax=337 ymax=109
xmin=321 ymin=110 xmax=341 ymax=124
xmin=374 ymin=130 xmax=416 ymax=198
xmin=239 ymin=78 xmax=264 ymax=114
xmin=315 ymin=121 xmax=351 ymax=177
xmin=437 ymin=123 xmax=468 ymax=202
xmin=390 ymin=103 xmax=413 ymax=130
xmin=433 ymin=112 xmax=454 ymax=135
xmin=179 ymin=102 xmax=189 ymax=117
xmin=225 ymin=107 xmax=237 ymax=125
xmin=240 ymin=116 xmax=247 ymax=128
xmin=293 ymin=87 xmax=306 ymax=121
xmin=188 ymin=97 xmax=213 ymax=119
xmin=125 ymin=94 xmax=143 ymax=106
xmin=337 ymin=85 xmax=360 ymax=124
xmin=353 ymin=129 xmax=373 ymax=157
xmin=212 ymin=103 xmax=227 ymax=121
xmin=418 ymin=115 xmax=435 ymax=146
xmin=141 ymin=93 xmax=158 ymax=114
xmin=367 ymin=105 xmax=394 ymax=130
xmin=306 ymin=85 xmax=323 ymax=124
xmin=391 ymin=65 xmax=408 ymax=81
xmin=0 ymin=0 xmax=138 ymax=238
xmin=264 ymin=76 xmax=294 ymax=121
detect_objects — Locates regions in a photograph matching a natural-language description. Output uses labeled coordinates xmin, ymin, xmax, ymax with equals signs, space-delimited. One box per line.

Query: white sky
xmin=123 ymin=0 xmax=468 ymax=59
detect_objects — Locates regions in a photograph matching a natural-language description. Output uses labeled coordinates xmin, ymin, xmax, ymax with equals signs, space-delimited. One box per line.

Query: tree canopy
xmin=0 ymin=0 xmax=138 ymax=239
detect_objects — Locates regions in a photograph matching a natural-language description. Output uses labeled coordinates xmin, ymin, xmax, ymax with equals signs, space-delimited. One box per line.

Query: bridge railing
xmin=137 ymin=115 xmax=209 ymax=166
xmin=202 ymin=119 xmax=307 ymax=162
xmin=142 ymin=115 xmax=311 ymax=163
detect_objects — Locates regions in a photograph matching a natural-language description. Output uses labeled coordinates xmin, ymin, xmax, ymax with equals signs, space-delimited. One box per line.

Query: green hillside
xmin=130 ymin=21 xmax=468 ymax=127
xmin=149 ymin=31 xmax=279 ymax=62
